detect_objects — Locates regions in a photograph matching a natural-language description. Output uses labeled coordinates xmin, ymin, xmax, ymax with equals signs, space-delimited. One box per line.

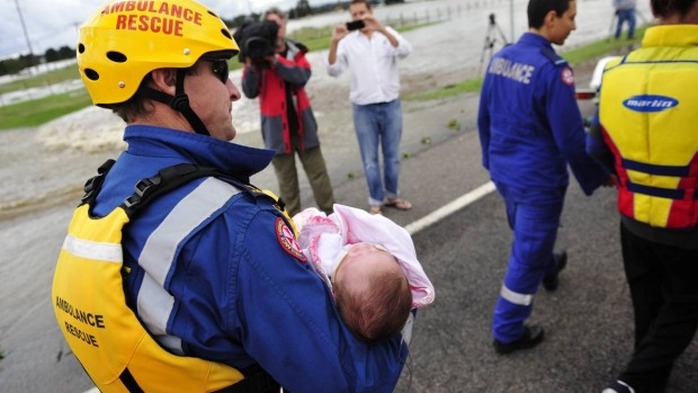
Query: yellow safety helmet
xmin=77 ymin=0 xmax=239 ymax=105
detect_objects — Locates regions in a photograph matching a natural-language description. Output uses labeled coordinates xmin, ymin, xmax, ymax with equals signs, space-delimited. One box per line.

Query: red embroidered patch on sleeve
xmin=275 ymin=217 xmax=306 ymax=262
xmin=561 ymin=67 xmax=575 ymax=87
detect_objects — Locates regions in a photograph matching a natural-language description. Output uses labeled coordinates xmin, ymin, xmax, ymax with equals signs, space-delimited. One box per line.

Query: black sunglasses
xmin=201 ymin=58 xmax=230 ymax=83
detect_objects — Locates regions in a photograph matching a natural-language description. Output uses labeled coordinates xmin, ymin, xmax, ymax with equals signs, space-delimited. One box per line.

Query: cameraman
xmin=241 ymin=7 xmax=335 ymax=216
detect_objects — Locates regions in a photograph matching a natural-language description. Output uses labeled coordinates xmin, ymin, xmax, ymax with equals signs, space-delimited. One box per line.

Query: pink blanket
xmin=293 ymin=204 xmax=435 ymax=308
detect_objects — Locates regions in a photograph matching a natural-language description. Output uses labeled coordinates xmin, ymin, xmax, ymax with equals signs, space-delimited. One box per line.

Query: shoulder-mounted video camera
xmin=233 ymin=20 xmax=279 ymax=69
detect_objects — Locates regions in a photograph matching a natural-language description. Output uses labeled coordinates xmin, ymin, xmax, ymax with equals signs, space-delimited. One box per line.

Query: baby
xmin=293 ymin=204 xmax=435 ymax=341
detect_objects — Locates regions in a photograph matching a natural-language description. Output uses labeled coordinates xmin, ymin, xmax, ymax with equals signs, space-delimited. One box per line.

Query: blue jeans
xmin=352 ymin=99 xmax=403 ymax=207
xmin=615 ymin=9 xmax=636 ymax=39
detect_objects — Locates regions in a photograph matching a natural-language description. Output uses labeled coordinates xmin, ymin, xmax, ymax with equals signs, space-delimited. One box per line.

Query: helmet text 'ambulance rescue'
xmin=101 ymin=1 xmax=203 ymax=37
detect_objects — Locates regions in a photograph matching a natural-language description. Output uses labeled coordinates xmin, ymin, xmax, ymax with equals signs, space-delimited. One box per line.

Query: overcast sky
xmin=2 ymin=0 xmax=331 ymax=59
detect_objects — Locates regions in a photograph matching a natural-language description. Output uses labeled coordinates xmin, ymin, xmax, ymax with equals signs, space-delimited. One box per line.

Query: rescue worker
xmin=587 ymin=0 xmax=698 ymax=390
xmin=51 ymin=0 xmax=407 ymax=391
xmin=478 ymin=0 xmax=611 ymax=354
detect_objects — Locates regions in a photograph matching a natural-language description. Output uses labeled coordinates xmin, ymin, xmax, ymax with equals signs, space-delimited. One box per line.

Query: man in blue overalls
xmin=478 ymin=0 xmax=611 ymax=354
xmin=51 ymin=0 xmax=408 ymax=390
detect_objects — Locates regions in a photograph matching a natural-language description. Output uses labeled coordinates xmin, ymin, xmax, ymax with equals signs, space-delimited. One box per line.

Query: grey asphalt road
xmin=313 ymin=86 xmax=698 ymax=392
xmin=1 ymin=3 xmax=696 ymax=392
xmin=3 ymin=70 xmax=697 ymax=393
xmin=387 ymin=128 xmax=698 ymax=393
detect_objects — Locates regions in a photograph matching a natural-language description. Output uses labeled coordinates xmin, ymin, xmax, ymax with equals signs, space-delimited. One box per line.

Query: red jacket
xmin=242 ymin=40 xmax=319 ymax=155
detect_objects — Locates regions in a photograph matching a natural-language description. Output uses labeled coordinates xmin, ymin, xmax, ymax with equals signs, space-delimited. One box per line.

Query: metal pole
xmin=14 ymin=0 xmax=35 ymax=65
xmin=510 ymin=0 xmax=515 ymax=42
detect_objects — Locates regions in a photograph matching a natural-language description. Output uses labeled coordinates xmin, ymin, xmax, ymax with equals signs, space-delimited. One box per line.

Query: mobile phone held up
xmin=346 ymin=20 xmax=365 ymax=31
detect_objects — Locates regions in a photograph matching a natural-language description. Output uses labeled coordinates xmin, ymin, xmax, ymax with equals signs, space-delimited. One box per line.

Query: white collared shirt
xmin=326 ymin=26 xmax=411 ymax=105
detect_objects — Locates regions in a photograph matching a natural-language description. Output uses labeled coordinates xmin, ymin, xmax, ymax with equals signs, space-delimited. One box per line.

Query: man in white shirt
xmin=326 ymin=0 xmax=413 ymax=215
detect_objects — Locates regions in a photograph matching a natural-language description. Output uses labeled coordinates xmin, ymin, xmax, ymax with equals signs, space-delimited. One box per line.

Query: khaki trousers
xmin=271 ymin=145 xmax=335 ymax=216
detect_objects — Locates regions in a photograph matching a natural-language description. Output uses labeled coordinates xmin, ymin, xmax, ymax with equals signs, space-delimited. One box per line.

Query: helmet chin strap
xmin=140 ymin=69 xmax=210 ymax=136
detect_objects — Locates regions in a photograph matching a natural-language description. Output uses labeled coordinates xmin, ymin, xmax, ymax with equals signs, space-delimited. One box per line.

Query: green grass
xmin=288 ymin=22 xmax=436 ymax=53
xmin=405 ymin=26 xmax=649 ymax=102
xmin=289 ymin=26 xmax=335 ymax=52
xmin=0 ymin=90 xmax=92 ymax=129
xmin=0 ymin=22 xmax=649 ymax=130
xmin=563 ymin=25 xmax=648 ymax=64
xmin=0 ymin=21 xmax=432 ymax=131
xmin=406 ymin=77 xmax=484 ymax=101
xmin=0 ymin=65 xmax=81 ymax=95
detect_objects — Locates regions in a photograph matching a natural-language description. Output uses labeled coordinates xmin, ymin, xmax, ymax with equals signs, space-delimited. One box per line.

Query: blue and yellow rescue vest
xmin=599 ymin=29 xmax=698 ymax=229
xmin=52 ymin=161 xmax=293 ymax=392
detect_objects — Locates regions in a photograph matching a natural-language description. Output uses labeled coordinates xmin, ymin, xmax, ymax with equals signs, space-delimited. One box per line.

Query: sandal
xmin=384 ymin=198 xmax=412 ymax=211
xmin=369 ymin=205 xmax=383 ymax=215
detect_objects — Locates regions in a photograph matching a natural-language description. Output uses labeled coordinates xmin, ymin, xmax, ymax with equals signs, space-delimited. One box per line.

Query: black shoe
xmin=602 ymin=380 xmax=634 ymax=393
xmin=542 ymin=251 xmax=567 ymax=292
xmin=493 ymin=325 xmax=545 ymax=355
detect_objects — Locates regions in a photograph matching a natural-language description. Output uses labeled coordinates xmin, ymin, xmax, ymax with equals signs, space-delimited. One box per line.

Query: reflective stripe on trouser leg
xmin=493 ymin=193 xmax=564 ymax=343
xmin=500 ymin=285 xmax=533 ymax=306
xmin=493 ymin=288 xmax=535 ymax=344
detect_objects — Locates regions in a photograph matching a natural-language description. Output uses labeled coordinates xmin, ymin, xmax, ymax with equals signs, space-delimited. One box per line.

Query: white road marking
xmin=80 ymin=182 xmax=496 ymax=393
xmin=404 ymin=181 xmax=496 ymax=235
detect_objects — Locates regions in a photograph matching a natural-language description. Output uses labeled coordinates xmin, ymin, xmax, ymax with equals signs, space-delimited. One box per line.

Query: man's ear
xmin=545 ymin=9 xmax=559 ymax=26
xmin=149 ymin=68 xmax=178 ymax=95
xmin=539 ymin=9 xmax=557 ymax=32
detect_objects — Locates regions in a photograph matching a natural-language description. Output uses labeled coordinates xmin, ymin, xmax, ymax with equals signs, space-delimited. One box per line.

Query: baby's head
xmin=332 ymin=243 xmax=412 ymax=341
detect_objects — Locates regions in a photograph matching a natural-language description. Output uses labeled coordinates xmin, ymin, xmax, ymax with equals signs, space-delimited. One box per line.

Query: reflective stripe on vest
xmin=52 ymin=204 xmax=245 ymax=392
xmin=599 ymin=43 xmax=698 ymax=229
xmin=137 ymin=178 xmax=242 ymax=353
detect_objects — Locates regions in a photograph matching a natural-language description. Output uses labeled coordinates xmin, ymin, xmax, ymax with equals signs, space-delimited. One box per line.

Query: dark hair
xmin=350 ymin=0 xmax=373 ymax=11
xmin=527 ymin=0 xmax=572 ymax=28
xmin=651 ymin=0 xmax=696 ymax=17
xmin=263 ymin=6 xmax=286 ymax=21
xmin=334 ymin=264 xmax=412 ymax=341
xmin=100 ymin=74 xmax=154 ymax=122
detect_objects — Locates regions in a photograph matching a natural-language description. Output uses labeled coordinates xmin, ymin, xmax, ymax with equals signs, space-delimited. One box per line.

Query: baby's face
xmin=333 ymin=243 xmax=400 ymax=290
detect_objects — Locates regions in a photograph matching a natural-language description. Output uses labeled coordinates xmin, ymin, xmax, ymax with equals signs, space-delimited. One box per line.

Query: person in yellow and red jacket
xmin=241 ymin=7 xmax=335 ymax=216
xmin=587 ymin=0 xmax=698 ymax=391
xmin=51 ymin=0 xmax=408 ymax=391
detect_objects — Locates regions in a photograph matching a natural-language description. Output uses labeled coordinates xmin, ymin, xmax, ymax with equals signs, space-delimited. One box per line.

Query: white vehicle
xmin=575 ymin=55 xmax=622 ymax=101
xmin=575 ymin=56 xmax=622 ymax=131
